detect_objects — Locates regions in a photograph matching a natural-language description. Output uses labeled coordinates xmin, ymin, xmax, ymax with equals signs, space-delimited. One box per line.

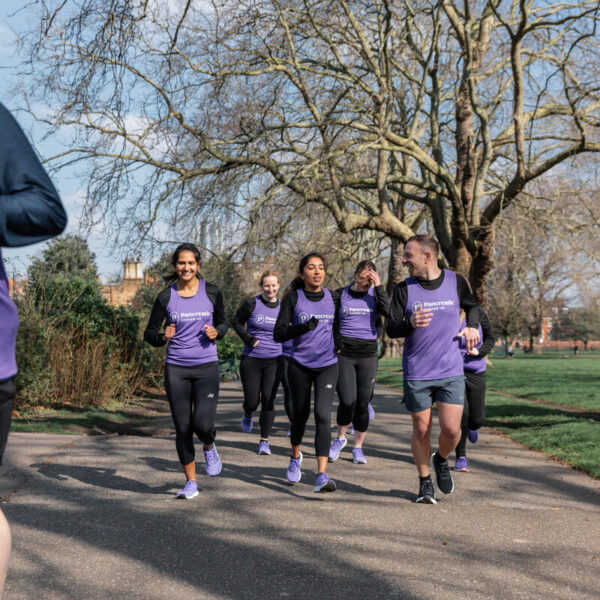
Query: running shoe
xmin=415 ymin=477 xmax=437 ymax=504
xmin=328 ymin=437 xmax=347 ymax=461
xmin=352 ymin=448 xmax=367 ymax=464
xmin=313 ymin=472 xmax=336 ymax=493
xmin=286 ymin=429 xmax=291 ymax=437
xmin=348 ymin=425 xmax=355 ymax=435
xmin=286 ymin=452 xmax=302 ymax=483
xmin=368 ymin=402 xmax=376 ymax=421
xmin=241 ymin=414 xmax=253 ymax=433
xmin=454 ymin=456 xmax=469 ymax=472
xmin=258 ymin=440 xmax=271 ymax=455
xmin=431 ymin=451 xmax=454 ymax=494
xmin=204 ymin=445 xmax=222 ymax=476
xmin=467 ymin=429 xmax=479 ymax=444
xmin=176 ymin=480 xmax=198 ymax=500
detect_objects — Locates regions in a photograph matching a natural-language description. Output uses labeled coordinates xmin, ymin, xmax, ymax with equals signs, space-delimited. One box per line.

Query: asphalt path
xmin=1 ymin=381 xmax=598 ymax=599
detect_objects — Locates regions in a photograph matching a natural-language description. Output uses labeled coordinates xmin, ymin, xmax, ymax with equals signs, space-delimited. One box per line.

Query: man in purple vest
xmin=387 ymin=235 xmax=480 ymax=504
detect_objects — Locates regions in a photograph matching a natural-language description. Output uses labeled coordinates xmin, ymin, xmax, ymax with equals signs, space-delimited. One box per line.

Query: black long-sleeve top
xmin=232 ymin=295 xmax=280 ymax=346
xmin=273 ymin=288 xmax=341 ymax=347
xmin=472 ymin=307 xmax=496 ymax=358
xmin=0 ymin=103 xmax=67 ymax=247
xmin=0 ymin=103 xmax=67 ymax=381
xmin=337 ymin=284 xmax=390 ymax=358
xmin=143 ymin=281 xmax=228 ymax=346
xmin=386 ymin=271 xmax=479 ymax=338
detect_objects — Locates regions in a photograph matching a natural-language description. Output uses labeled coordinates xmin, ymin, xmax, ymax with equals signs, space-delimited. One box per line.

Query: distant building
xmin=101 ymin=256 xmax=154 ymax=307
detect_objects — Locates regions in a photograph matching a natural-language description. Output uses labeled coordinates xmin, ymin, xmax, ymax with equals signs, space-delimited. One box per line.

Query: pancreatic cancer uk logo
xmin=411 ymin=302 xmax=423 ymax=313
xmin=169 ymin=312 xmax=180 ymax=324
xmin=340 ymin=306 xmax=349 ymax=317
xmin=299 ymin=312 xmax=310 ymax=323
xmin=255 ymin=314 xmax=265 ymax=324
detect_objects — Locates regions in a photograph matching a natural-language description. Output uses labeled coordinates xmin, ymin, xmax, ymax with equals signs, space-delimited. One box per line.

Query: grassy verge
xmin=11 ymin=397 xmax=164 ymax=435
xmin=486 ymin=392 xmax=600 ymax=478
xmin=377 ymin=357 xmax=600 ymax=478
xmin=485 ymin=356 xmax=600 ymax=410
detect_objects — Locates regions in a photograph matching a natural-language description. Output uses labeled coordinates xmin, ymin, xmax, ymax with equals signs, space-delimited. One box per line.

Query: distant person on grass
xmin=144 ymin=243 xmax=228 ymax=500
xmin=0 ymin=102 xmax=67 ymax=597
xmin=386 ymin=235 xmax=480 ymax=504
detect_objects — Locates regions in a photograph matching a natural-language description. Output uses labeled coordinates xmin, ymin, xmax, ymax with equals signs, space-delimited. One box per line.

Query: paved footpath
xmin=1 ymin=382 xmax=598 ymax=600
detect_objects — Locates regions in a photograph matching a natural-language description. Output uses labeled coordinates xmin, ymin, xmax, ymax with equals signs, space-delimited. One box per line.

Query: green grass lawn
xmin=486 ymin=356 xmax=600 ymax=410
xmin=377 ymin=355 xmax=600 ymax=478
xmin=11 ymin=403 xmax=154 ymax=434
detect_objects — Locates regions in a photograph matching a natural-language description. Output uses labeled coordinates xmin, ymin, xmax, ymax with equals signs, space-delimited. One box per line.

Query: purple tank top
xmin=290 ymin=289 xmax=337 ymax=369
xmin=339 ymin=286 xmax=377 ymax=339
xmin=459 ymin=320 xmax=486 ymax=373
xmin=242 ymin=296 xmax=282 ymax=358
xmin=281 ymin=339 xmax=293 ymax=358
xmin=403 ymin=270 xmax=464 ymax=380
xmin=165 ymin=280 xmax=218 ymax=366
xmin=0 ymin=251 xmax=18 ymax=379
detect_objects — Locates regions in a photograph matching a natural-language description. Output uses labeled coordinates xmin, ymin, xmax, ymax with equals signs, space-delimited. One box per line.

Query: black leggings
xmin=164 ymin=362 xmax=220 ymax=465
xmin=280 ymin=356 xmax=294 ymax=423
xmin=455 ymin=370 xmax=486 ymax=458
xmin=240 ymin=355 xmax=280 ymax=438
xmin=288 ymin=360 xmax=338 ymax=457
xmin=336 ymin=355 xmax=378 ymax=432
xmin=0 ymin=378 xmax=15 ymax=466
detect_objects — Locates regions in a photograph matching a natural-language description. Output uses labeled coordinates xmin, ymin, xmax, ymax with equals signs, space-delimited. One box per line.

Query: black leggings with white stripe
xmin=288 ymin=360 xmax=338 ymax=457
xmin=164 ymin=361 xmax=220 ymax=465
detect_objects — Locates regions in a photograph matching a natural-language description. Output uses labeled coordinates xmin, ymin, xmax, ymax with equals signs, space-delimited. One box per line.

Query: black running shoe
xmin=416 ymin=477 xmax=437 ymax=504
xmin=431 ymin=451 xmax=454 ymax=494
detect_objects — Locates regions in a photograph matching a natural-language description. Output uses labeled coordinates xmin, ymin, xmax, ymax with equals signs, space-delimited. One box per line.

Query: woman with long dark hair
xmin=273 ymin=253 xmax=340 ymax=493
xmin=144 ymin=243 xmax=228 ymax=499
xmin=329 ymin=260 xmax=390 ymax=464
xmin=232 ymin=270 xmax=282 ymax=455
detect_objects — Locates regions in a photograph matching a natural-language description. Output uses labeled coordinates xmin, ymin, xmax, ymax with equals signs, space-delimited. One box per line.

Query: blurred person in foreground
xmin=0 ymin=102 xmax=67 ymax=597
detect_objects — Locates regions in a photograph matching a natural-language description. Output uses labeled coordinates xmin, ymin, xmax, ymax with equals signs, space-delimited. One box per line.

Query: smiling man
xmin=386 ymin=235 xmax=480 ymax=504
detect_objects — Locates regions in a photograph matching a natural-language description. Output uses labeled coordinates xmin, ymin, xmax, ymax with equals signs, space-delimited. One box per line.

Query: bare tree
xmin=16 ymin=0 xmax=600 ymax=303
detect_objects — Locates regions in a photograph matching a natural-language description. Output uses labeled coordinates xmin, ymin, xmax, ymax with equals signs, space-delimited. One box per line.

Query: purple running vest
xmin=339 ymin=286 xmax=377 ymax=339
xmin=165 ymin=280 xmax=218 ymax=366
xmin=291 ymin=289 xmax=337 ymax=369
xmin=0 ymin=250 xmax=18 ymax=379
xmin=242 ymin=296 xmax=282 ymax=358
xmin=459 ymin=320 xmax=486 ymax=373
xmin=403 ymin=270 xmax=464 ymax=380
xmin=281 ymin=339 xmax=293 ymax=358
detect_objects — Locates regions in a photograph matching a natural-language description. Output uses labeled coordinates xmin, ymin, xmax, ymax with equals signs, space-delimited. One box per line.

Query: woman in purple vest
xmin=329 ymin=261 xmax=390 ymax=464
xmin=144 ymin=243 xmax=228 ymax=499
xmin=273 ymin=253 xmax=340 ymax=493
xmin=454 ymin=306 xmax=495 ymax=471
xmin=233 ymin=269 xmax=283 ymax=455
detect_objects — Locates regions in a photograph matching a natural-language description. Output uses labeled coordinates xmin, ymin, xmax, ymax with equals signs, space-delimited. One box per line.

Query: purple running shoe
xmin=352 ymin=448 xmax=367 ymax=464
xmin=176 ymin=480 xmax=198 ymax=499
xmin=348 ymin=425 xmax=355 ymax=435
xmin=368 ymin=403 xmax=375 ymax=421
xmin=204 ymin=445 xmax=222 ymax=476
xmin=286 ymin=452 xmax=303 ymax=483
xmin=467 ymin=429 xmax=479 ymax=443
xmin=313 ymin=472 xmax=336 ymax=493
xmin=258 ymin=440 xmax=271 ymax=455
xmin=241 ymin=414 xmax=253 ymax=433
xmin=328 ymin=437 xmax=347 ymax=461
xmin=454 ymin=456 xmax=469 ymax=472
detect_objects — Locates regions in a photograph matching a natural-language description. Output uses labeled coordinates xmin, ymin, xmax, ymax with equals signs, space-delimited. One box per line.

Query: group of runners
xmin=144 ymin=235 xmax=495 ymax=503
